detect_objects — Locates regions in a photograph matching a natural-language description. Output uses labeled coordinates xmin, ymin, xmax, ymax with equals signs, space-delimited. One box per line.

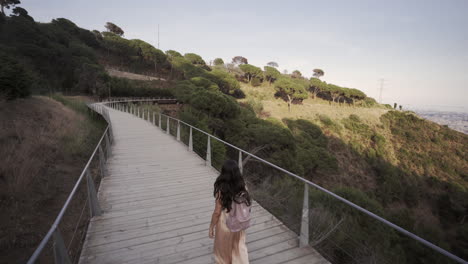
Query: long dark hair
xmin=213 ymin=160 xmax=251 ymax=212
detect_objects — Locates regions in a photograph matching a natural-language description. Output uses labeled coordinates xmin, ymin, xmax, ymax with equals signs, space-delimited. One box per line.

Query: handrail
xmin=27 ymin=103 xmax=112 ymax=263
xmin=110 ymin=99 xmax=467 ymax=264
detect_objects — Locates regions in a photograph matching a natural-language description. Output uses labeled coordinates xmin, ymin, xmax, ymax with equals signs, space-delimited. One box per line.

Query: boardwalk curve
xmin=78 ymin=105 xmax=330 ymax=264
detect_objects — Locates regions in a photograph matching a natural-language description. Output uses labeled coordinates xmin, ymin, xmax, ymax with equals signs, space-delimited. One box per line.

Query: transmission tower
xmin=379 ymin=78 xmax=385 ymax=104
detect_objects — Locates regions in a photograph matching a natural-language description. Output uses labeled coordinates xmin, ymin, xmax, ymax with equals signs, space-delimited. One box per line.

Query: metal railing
xmin=109 ymin=99 xmax=467 ymax=264
xmin=27 ymin=103 xmax=113 ymax=264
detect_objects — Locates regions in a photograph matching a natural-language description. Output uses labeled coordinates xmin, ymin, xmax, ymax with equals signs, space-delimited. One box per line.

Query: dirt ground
xmin=0 ymin=96 xmax=104 ymax=264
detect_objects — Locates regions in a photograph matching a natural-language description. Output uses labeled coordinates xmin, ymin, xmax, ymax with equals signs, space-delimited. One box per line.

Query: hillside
xmin=1 ymin=6 xmax=467 ymax=264
xmin=0 ymin=96 xmax=105 ymax=263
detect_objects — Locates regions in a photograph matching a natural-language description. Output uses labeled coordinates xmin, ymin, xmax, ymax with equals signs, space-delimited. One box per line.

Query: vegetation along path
xmin=78 ymin=104 xmax=330 ymax=264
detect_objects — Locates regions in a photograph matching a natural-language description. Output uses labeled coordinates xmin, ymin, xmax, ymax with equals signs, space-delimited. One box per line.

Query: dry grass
xmin=0 ymin=96 xmax=104 ymax=263
xmin=0 ymin=97 xmax=83 ymax=197
xmin=239 ymin=82 xmax=388 ymax=126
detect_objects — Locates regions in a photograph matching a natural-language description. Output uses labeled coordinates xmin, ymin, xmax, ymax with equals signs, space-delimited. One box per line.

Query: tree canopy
xmin=264 ymin=66 xmax=281 ymax=85
xmin=105 ymin=22 xmax=124 ymax=36
xmin=267 ymin=61 xmax=279 ymax=68
xmin=274 ymin=78 xmax=308 ymax=111
xmin=11 ymin=6 xmax=31 ymax=20
xmin=130 ymin=39 xmax=166 ymax=64
xmin=0 ymin=0 xmax=20 ymax=15
xmin=239 ymin=64 xmax=262 ymax=83
xmin=0 ymin=51 xmax=31 ymax=100
xmin=313 ymin=68 xmax=324 ymax=79
xmin=213 ymin=58 xmax=224 ymax=66
xmin=166 ymin=50 xmax=182 ymax=59
xmin=184 ymin=53 xmax=206 ymax=66
xmin=232 ymin=56 xmax=248 ymax=65
xmin=291 ymin=70 xmax=302 ymax=79
xmin=322 ymin=83 xmax=342 ymax=103
xmin=309 ymin=78 xmax=327 ymax=99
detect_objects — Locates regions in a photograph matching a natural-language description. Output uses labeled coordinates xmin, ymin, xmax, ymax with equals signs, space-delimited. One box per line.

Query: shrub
xmin=190 ymin=89 xmax=240 ymax=119
xmin=0 ymin=52 xmax=32 ymax=100
xmin=363 ymin=97 xmax=378 ymax=107
xmin=349 ymin=114 xmax=361 ymax=122
xmin=184 ymin=53 xmax=206 ymax=66
xmin=213 ymin=58 xmax=224 ymax=66
xmin=205 ymin=69 xmax=244 ymax=98
xmin=245 ymin=98 xmax=263 ymax=115
xmin=318 ymin=114 xmax=342 ymax=133
xmin=190 ymin=77 xmax=218 ymax=91
xmin=251 ymin=77 xmax=262 ymax=87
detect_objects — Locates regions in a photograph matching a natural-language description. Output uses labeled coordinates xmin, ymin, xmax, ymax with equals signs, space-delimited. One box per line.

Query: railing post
xmin=158 ymin=113 xmax=162 ymax=128
xmin=299 ymin=182 xmax=309 ymax=248
xmin=177 ymin=121 xmax=181 ymax=141
xmin=53 ymin=229 xmax=72 ymax=264
xmin=166 ymin=117 xmax=170 ymax=134
xmin=189 ymin=127 xmax=193 ymax=151
xmin=86 ymin=169 xmax=101 ymax=217
xmin=137 ymin=107 xmax=140 ymax=118
xmin=238 ymin=150 xmax=243 ymax=174
xmin=152 ymin=112 xmax=156 ymax=125
xmin=206 ymin=135 xmax=211 ymax=167
xmin=104 ymin=133 xmax=111 ymax=157
xmin=98 ymin=145 xmax=106 ymax=178
xmin=107 ymin=126 xmax=113 ymax=144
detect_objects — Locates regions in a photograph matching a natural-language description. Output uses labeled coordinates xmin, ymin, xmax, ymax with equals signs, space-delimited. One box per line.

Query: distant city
xmin=408 ymin=106 xmax=468 ymax=134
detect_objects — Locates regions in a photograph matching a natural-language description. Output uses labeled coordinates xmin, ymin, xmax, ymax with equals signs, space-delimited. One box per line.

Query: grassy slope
xmin=0 ymin=96 xmax=105 ymax=263
xmin=238 ymin=80 xmax=468 ymax=259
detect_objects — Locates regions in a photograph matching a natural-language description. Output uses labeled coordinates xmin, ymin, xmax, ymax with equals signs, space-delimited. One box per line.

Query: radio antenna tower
xmin=379 ymin=78 xmax=385 ymax=104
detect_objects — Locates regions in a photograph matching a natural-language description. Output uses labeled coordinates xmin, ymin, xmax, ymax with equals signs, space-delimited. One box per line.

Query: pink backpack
xmin=226 ymin=193 xmax=251 ymax=232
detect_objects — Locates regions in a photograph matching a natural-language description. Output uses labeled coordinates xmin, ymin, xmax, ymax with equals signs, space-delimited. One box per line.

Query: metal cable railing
xmin=27 ymin=103 xmax=113 ymax=264
xmin=108 ymin=99 xmax=467 ymax=264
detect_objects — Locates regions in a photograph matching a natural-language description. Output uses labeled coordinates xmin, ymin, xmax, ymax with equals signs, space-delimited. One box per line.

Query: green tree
xmin=105 ymin=22 xmax=124 ymax=36
xmin=309 ymin=78 xmax=326 ymax=99
xmin=264 ymin=66 xmax=281 ymax=85
xmin=274 ymin=78 xmax=308 ymax=112
xmin=0 ymin=52 xmax=31 ymax=100
xmin=291 ymin=70 xmax=302 ymax=79
xmin=205 ymin=69 xmax=243 ymax=97
xmin=213 ymin=58 xmax=224 ymax=66
xmin=239 ymin=64 xmax=262 ymax=83
xmin=232 ymin=56 xmax=248 ymax=65
xmin=267 ymin=61 xmax=279 ymax=68
xmin=166 ymin=50 xmax=182 ymax=59
xmin=313 ymin=68 xmax=324 ymax=79
xmin=348 ymin=88 xmax=366 ymax=106
xmin=190 ymin=77 xmax=218 ymax=91
xmin=184 ymin=53 xmax=206 ymax=66
xmin=0 ymin=0 xmax=20 ymax=15
xmin=130 ymin=39 xmax=166 ymax=72
xmin=323 ymin=83 xmax=343 ymax=103
xmin=11 ymin=6 xmax=31 ymax=21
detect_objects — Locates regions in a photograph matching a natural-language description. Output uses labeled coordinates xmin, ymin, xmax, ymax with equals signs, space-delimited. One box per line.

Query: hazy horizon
xmin=19 ymin=0 xmax=468 ymax=109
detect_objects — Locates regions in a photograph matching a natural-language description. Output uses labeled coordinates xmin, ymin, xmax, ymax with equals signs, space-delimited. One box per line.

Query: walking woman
xmin=209 ymin=160 xmax=251 ymax=264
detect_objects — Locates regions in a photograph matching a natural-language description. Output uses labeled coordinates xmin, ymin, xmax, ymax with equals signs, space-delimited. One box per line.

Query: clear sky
xmin=20 ymin=0 xmax=468 ymax=111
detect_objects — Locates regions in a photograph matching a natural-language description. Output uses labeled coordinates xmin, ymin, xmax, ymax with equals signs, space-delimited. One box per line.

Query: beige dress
xmin=211 ymin=196 xmax=249 ymax=264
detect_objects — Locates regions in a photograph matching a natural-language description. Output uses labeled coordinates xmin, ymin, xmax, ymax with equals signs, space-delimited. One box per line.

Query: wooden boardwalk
xmin=79 ymin=106 xmax=330 ymax=264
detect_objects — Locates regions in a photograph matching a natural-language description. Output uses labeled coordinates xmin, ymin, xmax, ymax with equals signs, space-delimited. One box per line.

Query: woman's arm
xmin=209 ymin=194 xmax=222 ymax=238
